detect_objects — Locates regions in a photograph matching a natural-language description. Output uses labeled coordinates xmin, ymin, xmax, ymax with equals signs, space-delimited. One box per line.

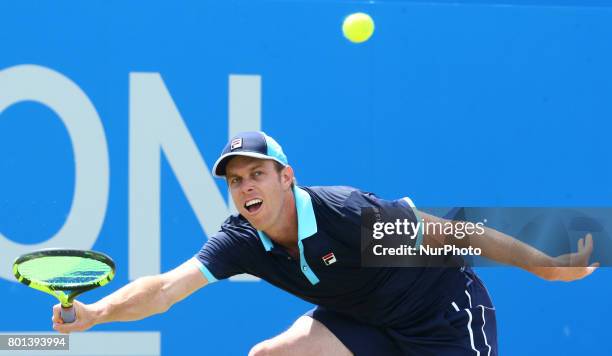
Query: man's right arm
xmin=418 ymin=211 xmax=598 ymax=281
xmin=52 ymin=258 xmax=208 ymax=333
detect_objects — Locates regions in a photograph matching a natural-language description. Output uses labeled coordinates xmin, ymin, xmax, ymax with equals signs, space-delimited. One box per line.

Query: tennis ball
xmin=342 ymin=12 xmax=375 ymax=43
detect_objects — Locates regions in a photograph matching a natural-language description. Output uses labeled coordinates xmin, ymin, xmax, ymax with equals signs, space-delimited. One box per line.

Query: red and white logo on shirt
xmin=322 ymin=252 xmax=337 ymax=266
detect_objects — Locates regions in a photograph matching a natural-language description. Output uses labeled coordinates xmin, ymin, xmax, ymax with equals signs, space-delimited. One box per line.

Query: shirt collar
xmin=257 ymin=186 xmax=318 ymax=251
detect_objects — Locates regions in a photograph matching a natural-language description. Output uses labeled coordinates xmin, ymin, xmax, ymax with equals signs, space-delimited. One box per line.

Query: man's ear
xmin=281 ymin=165 xmax=294 ymax=189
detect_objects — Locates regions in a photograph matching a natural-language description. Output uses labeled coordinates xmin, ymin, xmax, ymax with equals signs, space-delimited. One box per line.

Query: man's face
xmin=225 ymin=156 xmax=293 ymax=231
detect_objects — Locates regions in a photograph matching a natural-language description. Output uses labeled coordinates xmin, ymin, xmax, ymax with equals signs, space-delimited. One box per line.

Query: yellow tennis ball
xmin=342 ymin=12 xmax=375 ymax=43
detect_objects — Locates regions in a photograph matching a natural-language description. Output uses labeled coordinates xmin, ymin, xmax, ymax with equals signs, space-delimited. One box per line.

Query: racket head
xmin=13 ymin=249 xmax=116 ymax=305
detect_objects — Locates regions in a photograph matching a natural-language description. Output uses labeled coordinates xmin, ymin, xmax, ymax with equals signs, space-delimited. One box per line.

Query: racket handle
xmin=61 ymin=306 xmax=76 ymax=323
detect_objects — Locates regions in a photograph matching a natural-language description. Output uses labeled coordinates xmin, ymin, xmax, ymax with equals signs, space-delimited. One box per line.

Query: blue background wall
xmin=1 ymin=0 xmax=611 ymax=354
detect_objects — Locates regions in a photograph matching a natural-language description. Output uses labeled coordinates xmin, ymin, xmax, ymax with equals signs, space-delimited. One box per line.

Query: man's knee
xmin=248 ymin=340 xmax=273 ymax=356
xmin=248 ymin=338 xmax=299 ymax=356
xmin=248 ymin=316 xmax=351 ymax=356
xmin=249 ymin=333 xmax=306 ymax=356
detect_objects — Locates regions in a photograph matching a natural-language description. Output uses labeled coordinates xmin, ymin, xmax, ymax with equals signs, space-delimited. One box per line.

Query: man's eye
xmin=230 ymin=177 xmax=240 ymax=185
xmin=253 ymin=171 xmax=262 ymax=177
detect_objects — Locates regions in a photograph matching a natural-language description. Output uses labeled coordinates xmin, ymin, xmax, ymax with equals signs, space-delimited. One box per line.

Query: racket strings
xmin=17 ymin=256 xmax=113 ymax=288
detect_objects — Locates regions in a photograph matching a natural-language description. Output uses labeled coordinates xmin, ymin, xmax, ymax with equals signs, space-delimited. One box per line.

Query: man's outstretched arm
xmin=52 ymin=258 xmax=208 ymax=333
xmin=419 ymin=211 xmax=599 ymax=282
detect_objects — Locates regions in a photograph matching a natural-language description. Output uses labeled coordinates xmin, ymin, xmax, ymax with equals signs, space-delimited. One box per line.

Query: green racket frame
xmin=13 ymin=249 xmax=116 ymax=323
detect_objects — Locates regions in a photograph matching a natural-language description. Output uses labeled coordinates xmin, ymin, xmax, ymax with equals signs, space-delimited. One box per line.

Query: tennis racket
xmin=13 ymin=249 xmax=116 ymax=323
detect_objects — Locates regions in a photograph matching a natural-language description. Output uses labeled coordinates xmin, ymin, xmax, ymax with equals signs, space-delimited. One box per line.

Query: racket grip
xmin=61 ymin=306 xmax=76 ymax=323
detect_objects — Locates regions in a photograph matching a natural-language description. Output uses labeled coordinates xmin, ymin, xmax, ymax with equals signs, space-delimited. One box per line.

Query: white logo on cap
xmin=231 ymin=138 xmax=243 ymax=150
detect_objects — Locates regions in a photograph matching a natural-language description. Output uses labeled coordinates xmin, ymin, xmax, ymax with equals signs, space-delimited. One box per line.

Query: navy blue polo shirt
xmin=195 ymin=185 xmax=467 ymax=327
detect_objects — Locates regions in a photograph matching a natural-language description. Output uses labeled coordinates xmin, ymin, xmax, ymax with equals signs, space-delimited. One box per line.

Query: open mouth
xmin=244 ymin=198 xmax=263 ymax=214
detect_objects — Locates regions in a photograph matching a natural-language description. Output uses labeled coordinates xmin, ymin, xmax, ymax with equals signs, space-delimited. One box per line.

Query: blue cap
xmin=212 ymin=131 xmax=289 ymax=177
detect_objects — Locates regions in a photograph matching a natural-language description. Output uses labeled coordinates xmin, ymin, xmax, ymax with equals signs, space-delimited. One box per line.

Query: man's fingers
xmin=52 ymin=318 xmax=84 ymax=334
xmin=577 ymin=262 xmax=599 ymax=280
xmin=52 ymin=322 xmax=74 ymax=334
xmin=579 ymin=236 xmax=585 ymax=252
xmin=571 ymin=234 xmax=594 ymax=267
xmin=584 ymin=233 xmax=594 ymax=253
xmin=52 ymin=300 xmax=95 ymax=334
xmin=52 ymin=304 xmax=63 ymax=324
xmin=583 ymin=264 xmax=599 ymax=278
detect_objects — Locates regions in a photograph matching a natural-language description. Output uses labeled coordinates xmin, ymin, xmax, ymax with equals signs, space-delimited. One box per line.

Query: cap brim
xmin=212 ymin=152 xmax=287 ymax=177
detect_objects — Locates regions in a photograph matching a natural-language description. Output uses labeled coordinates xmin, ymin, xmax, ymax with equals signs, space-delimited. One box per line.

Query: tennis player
xmin=52 ymin=131 xmax=598 ymax=355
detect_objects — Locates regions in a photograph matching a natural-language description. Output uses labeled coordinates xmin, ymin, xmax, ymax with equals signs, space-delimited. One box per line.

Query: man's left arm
xmin=418 ymin=211 xmax=600 ymax=282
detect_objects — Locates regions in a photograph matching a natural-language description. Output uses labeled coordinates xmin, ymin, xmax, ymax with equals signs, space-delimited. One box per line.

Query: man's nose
xmin=241 ymin=178 xmax=255 ymax=193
